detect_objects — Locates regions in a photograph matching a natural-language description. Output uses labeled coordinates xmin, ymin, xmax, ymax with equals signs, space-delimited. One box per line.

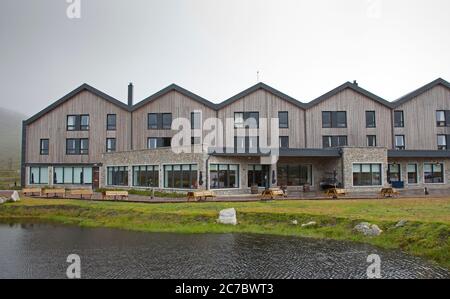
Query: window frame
xmin=279 ymin=136 xmax=289 ymax=149
xmin=162 ymin=113 xmax=172 ymax=130
xmin=436 ymin=110 xmax=446 ymax=127
xmin=437 ymin=135 xmax=447 ymax=150
xmin=210 ymin=164 xmax=240 ymax=189
xmin=132 ymin=165 xmax=159 ymax=187
xmin=394 ymin=110 xmax=404 ymax=128
xmin=106 ymin=138 xmax=116 ymax=153
xmin=29 ymin=166 xmax=49 ymax=185
xmin=424 ymin=163 xmax=444 ymax=184
xmin=395 ymin=135 xmax=406 ymax=150
xmin=278 ymin=111 xmax=289 ymax=128
xmin=323 ymin=135 xmax=348 ymax=148
xmin=367 ymin=135 xmax=377 ymax=147
xmin=40 ymin=139 xmax=49 ymax=155
xmin=352 ymin=163 xmax=382 ymax=187
xmin=107 ymin=114 xmax=117 ymax=131
xmin=365 ymin=111 xmax=376 ymax=128
xmin=407 ymin=163 xmax=418 ymax=185
xmin=164 ymin=164 xmax=198 ymax=189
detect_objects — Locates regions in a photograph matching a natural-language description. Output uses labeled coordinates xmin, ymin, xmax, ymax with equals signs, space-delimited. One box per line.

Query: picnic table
xmin=380 ymin=188 xmax=399 ymax=198
xmin=187 ymin=191 xmax=216 ymax=202
xmin=325 ymin=188 xmax=347 ymax=199
xmin=261 ymin=188 xmax=287 ymax=200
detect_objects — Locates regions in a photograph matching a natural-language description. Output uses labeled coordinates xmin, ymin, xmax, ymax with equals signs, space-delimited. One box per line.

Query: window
xmin=367 ymin=135 xmax=377 ymax=147
xmin=40 ymin=139 xmax=49 ymax=155
xmin=162 ymin=113 xmax=172 ymax=129
xmin=67 ymin=115 xmax=89 ymax=131
xmin=148 ymin=113 xmax=172 ymax=129
xmin=388 ymin=164 xmax=401 ymax=183
xmin=29 ymin=167 xmax=48 ymax=184
xmin=279 ymin=136 xmax=289 ymax=149
xmin=66 ymin=139 xmax=89 ymax=155
xmin=353 ymin=164 xmax=382 ymax=186
xmin=234 ymin=136 xmax=259 ymax=153
xmin=424 ymin=163 xmax=444 ymax=184
xmin=248 ymin=165 xmax=269 ymax=187
xmin=191 ymin=137 xmax=201 ymax=145
xmin=107 ymin=166 xmax=128 ymax=186
xmin=147 ymin=137 xmax=171 ymax=149
xmin=148 ymin=113 xmax=158 ymax=129
xmin=437 ymin=135 xmax=447 ymax=150
xmin=148 ymin=138 xmax=158 ymax=149
xmin=107 ymin=114 xmax=116 ymax=131
xmin=106 ymin=138 xmax=116 ymax=153
xmin=278 ymin=112 xmax=289 ymax=128
xmin=366 ymin=111 xmax=376 ymax=128
xmin=323 ymin=136 xmax=348 ymax=148
xmin=407 ymin=164 xmax=418 ymax=184
xmin=210 ymin=164 xmax=239 ymax=189
xmin=53 ymin=166 xmax=92 ymax=185
xmin=322 ymin=111 xmax=347 ymax=128
xmin=164 ymin=164 xmax=198 ymax=189
xmin=234 ymin=112 xmax=259 ymax=128
xmin=133 ymin=165 xmax=159 ymax=187
xmin=191 ymin=112 xmax=201 ymax=129
xmin=395 ymin=135 xmax=405 ymax=150
xmin=394 ymin=111 xmax=404 ymax=127
xmin=436 ymin=110 xmax=446 ymax=127
xmin=277 ymin=164 xmax=312 ymax=186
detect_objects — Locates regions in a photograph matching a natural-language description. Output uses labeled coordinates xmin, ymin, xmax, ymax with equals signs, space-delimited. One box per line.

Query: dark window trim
xmin=353 ymin=163 xmax=382 ymax=186
xmin=106 ymin=166 xmax=129 ymax=186
xmin=367 ymin=135 xmax=377 ymax=147
xmin=147 ymin=137 xmax=172 ymax=149
xmin=163 ymin=164 xmax=198 ymax=189
xmin=53 ymin=166 xmax=92 ymax=185
xmin=278 ymin=111 xmax=289 ymax=128
xmin=66 ymin=138 xmax=89 ymax=155
xmin=107 ymin=114 xmax=117 ymax=131
xmin=234 ymin=111 xmax=260 ymax=129
xmin=279 ymin=136 xmax=289 ymax=149
xmin=148 ymin=113 xmax=158 ymax=129
xmin=191 ymin=112 xmax=202 ymax=130
xmin=106 ymin=138 xmax=116 ymax=153
xmin=66 ymin=114 xmax=90 ymax=131
xmin=132 ymin=165 xmax=159 ymax=187
xmin=322 ymin=111 xmax=347 ymax=128
xmin=366 ymin=111 xmax=376 ymax=128
xmin=162 ymin=113 xmax=173 ymax=130
xmin=40 ymin=139 xmax=49 ymax=155
xmin=424 ymin=163 xmax=444 ymax=184
xmin=395 ymin=135 xmax=406 ymax=150
xmin=407 ymin=163 xmax=418 ymax=184
xmin=322 ymin=135 xmax=348 ymax=148
xmin=210 ymin=164 xmax=240 ymax=189
xmin=394 ymin=110 xmax=404 ymax=128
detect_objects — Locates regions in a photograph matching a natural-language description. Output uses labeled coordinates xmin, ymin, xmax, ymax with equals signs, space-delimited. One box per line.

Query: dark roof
xmin=216 ymin=82 xmax=306 ymax=110
xmin=132 ymin=84 xmax=217 ymax=111
xmin=392 ymin=78 xmax=450 ymax=108
xmin=305 ymin=82 xmax=392 ymax=109
xmin=388 ymin=150 xmax=450 ymax=158
xmin=279 ymin=148 xmax=341 ymax=157
xmin=24 ymin=83 xmax=130 ymax=125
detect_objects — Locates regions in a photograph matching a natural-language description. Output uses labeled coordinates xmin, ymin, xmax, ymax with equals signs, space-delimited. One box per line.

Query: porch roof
xmin=209 ymin=148 xmax=341 ymax=158
xmin=388 ymin=150 xmax=450 ymax=158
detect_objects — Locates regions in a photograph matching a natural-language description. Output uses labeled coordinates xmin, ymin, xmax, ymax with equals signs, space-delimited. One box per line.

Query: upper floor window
xmin=234 ymin=112 xmax=259 ymax=129
xmin=147 ymin=113 xmax=172 ymax=130
xmin=40 ymin=139 xmax=49 ymax=155
xmin=191 ymin=137 xmax=201 ymax=145
xmin=67 ymin=115 xmax=90 ymax=131
xmin=323 ymin=136 xmax=347 ymax=148
xmin=107 ymin=114 xmax=117 ymax=131
xmin=148 ymin=113 xmax=158 ymax=129
xmin=367 ymin=135 xmax=377 ymax=147
xmin=106 ymin=138 xmax=116 ymax=153
xmin=437 ymin=135 xmax=447 ymax=150
xmin=394 ymin=111 xmax=404 ymax=128
xmin=366 ymin=111 xmax=376 ymax=128
xmin=234 ymin=136 xmax=259 ymax=153
xmin=278 ymin=112 xmax=289 ymax=128
xmin=322 ymin=111 xmax=347 ymax=128
xmin=395 ymin=135 xmax=405 ymax=150
xmin=436 ymin=110 xmax=448 ymax=127
xmin=191 ymin=112 xmax=202 ymax=129
xmin=279 ymin=136 xmax=289 ymax=149
xmin=66 ymin=138 xmax=89 ymax=155
xmin=147 ymin=137 xmax=171 ymax=149
xmin=162 ymin=113 xmax=172 ymax=129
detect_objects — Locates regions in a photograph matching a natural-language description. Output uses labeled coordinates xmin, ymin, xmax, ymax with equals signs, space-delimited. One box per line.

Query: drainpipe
xmin=20 ymin=121 xmax=26 ymax=187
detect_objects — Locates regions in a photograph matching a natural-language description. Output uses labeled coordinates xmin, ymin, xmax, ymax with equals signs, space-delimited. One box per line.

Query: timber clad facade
xmin=22 ymin=78 xmax=450 ymax=193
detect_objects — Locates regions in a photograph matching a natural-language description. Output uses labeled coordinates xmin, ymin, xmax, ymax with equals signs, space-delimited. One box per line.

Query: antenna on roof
xmin=257 ymin=70 xmax=260 ymax=82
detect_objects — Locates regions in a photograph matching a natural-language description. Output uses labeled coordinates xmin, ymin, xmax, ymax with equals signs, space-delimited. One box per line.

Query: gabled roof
xmin=132 ymin=84 xmax=217 ymax=111
xmin=216 ymin=82 xmax=306 ymax=110
xmin=305 ymin=82 xmax=392 ymax=109
xmin=24 ymin=83 xmax=130 ymax=125
xmin=392 ymin=78 xmax=450 ymax=108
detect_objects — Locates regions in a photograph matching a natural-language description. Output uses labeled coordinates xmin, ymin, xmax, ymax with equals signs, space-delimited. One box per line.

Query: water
xmin=0 ymin=223 xmax=448 ymax=279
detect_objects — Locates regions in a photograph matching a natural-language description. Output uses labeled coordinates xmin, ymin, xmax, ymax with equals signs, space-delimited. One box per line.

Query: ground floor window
xmin=353 ymin=164 xmax=382 ymax=186
xmin=424 ymin=163 xmax=444 ymax=184
xmin=248 ymin=165 xmax=270 ymax=187
xmin=407 ymin=164 xmax=418 ymax=184
xmin=54 ymin=166 xmax=92 ymax=185
xmin=210 ymin=164 xmax=239 ymax=189
xmin=388 ymin=164 xmax=401 ymax=183
xmin=133 ymin=165 xmax=159 ymax=187
xmin=107 ymin=166 xmax=128 ymax=186
xmin=164 ymin=164 xmax=198 ymax=189
xmin=29 ymin=167 xmax=49 ymax=184
xmin=277 ymin=164 xmax=312 ymax=186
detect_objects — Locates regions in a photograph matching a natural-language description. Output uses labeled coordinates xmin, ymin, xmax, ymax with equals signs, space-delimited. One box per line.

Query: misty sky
xmin=1 ymin=0 xmax=449 ymax=116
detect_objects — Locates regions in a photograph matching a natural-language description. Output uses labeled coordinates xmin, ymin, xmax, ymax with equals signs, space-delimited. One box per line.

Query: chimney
xmin=128 ymin=83 xmax=133 ymax=106
xmin=353 ymin=80 xmax=358 ymax=86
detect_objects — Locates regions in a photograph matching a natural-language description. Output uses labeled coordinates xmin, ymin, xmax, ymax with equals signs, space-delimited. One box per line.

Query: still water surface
xmin=0 ymin=223 xmax=448 ymax=279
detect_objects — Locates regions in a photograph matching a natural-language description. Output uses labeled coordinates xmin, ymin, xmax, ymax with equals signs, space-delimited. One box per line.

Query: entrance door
xmin=92 ymin=167 xmax=100 ymax=189
xmin=248 ymin=165 xmax=270 ymax=188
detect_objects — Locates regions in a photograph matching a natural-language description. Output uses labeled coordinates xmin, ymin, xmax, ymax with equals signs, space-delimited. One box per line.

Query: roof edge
xmin=392 ymin=78 xmax=450 ymax=108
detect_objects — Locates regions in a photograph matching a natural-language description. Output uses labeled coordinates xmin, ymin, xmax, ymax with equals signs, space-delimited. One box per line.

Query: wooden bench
xmin=68 ymin=189 xmax=94 ymax=199
xmin=261 ymin=188 xmax=287 ymax=200
xmin=380 ymin=188 xmax=400 ymax=198
xmin=102 ymin=191 xmax=129 ymax=200
xmin=187 ymin=191 xmax=216 ymax=202
xmin=325 ymin=188 xmax=347 ymax=199
xmin=22 ymin=188 xmax=42 ymax=196
xmin=42 ymin=188 xmax=66 ymax=198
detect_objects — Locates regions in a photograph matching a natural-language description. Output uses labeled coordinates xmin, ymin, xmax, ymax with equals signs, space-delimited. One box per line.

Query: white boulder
xmin=0 ymin=197 xmax=6 ymax=204
xmin=292 ymin=220 xmax=298 ymax=225
xmin=10 ymin=191 xmax=20 ymax=202
xmin=218 ymin=208 xmax=237 ymax=225
xmin=395 ymin=220 xmax=407 ymax=228
xmin=354 ymin=222 xmax=383 ymax=236
xmin=301 ymin=221 xmax=317 ymax=228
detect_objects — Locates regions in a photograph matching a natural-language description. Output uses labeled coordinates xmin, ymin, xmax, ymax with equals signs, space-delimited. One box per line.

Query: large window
xmin=436 ymin=110 xmax=448 ymax=127
xmin=277 ymin=164 xmax=312 ymax=186
xmin=148 ymin=113 xmax=158 ymax=129
xmin=234 ymin=112 xmax=259 ymax=129
xmin=353 ymin=164 xmax=382 ymax=186
xmin=54 ymin=166 xmax=92 ymax=185
xmin=107 ymin=114 xmax=117 ymax=131
xmin=40 ymin=139 xmax=49 ymax=155
xmin=106 ymin=138 xmax=116 ymax=153
xmin=395 ymin=135 xmax=405 ymax=150
xmin=148 ymin=113 xmax=172 ymax=130
xmin=234 ymin=136 xmax=259 ymax=153
xmin=322 ymin=111 xmax=347 ymax=128
xmin=164 ymin=164 xmax=198 ymax=189
xmin=278 ymin=111 xmax=289 ymax=128
xmin=323 ymin=136 xmax=347 ymax=148
xmin=67 ymin=115 xmax=89 ymax=131
xmin=388 ymin=164 xmax=401 ymax=183
xmin=66 ymin=139 xmax=89 ymax=155
xmin=162 ymin=113 xmax=172 ymax=129
xmin=147 ymin=137 xmax=171 ymax=149
xmin=407 ymin=164 xmax=418 ymax=184
xmin=394 ymin=111 xmax=404 ymax=127
xmin=107 ymin=166 xmax=128 ymax=186
xmin=29 ymin=167 xmax=48 ymax=185
xmin=210 ymin=164 xmax=239 ymax=189
xmin=437 ymin=135 xmax=447 ymax=150
xmin=367 ymin=135 xmax=377 ymax=147
xmin=366 ymin=111 xmax=376 ymax=128
xmin=248 ymin=165 xmax=269 ymax=187
xmin=133 ymin=165 xmax=159 ymax=187
xmin=424 ymin=163 xmax=444 ymax=184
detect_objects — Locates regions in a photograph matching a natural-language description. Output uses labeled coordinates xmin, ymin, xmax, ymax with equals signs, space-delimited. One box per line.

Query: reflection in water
xmin=0 ymin=223 xmax=448 ymax=279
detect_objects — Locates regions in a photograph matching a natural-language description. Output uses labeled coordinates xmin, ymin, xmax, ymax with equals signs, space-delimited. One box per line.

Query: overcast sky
xmin=1 ymin=0 xmax=449 ymax=116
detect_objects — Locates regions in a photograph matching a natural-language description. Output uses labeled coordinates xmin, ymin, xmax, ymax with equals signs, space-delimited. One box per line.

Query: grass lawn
xmin=0 ymin=197 xmax=449 ymax=269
